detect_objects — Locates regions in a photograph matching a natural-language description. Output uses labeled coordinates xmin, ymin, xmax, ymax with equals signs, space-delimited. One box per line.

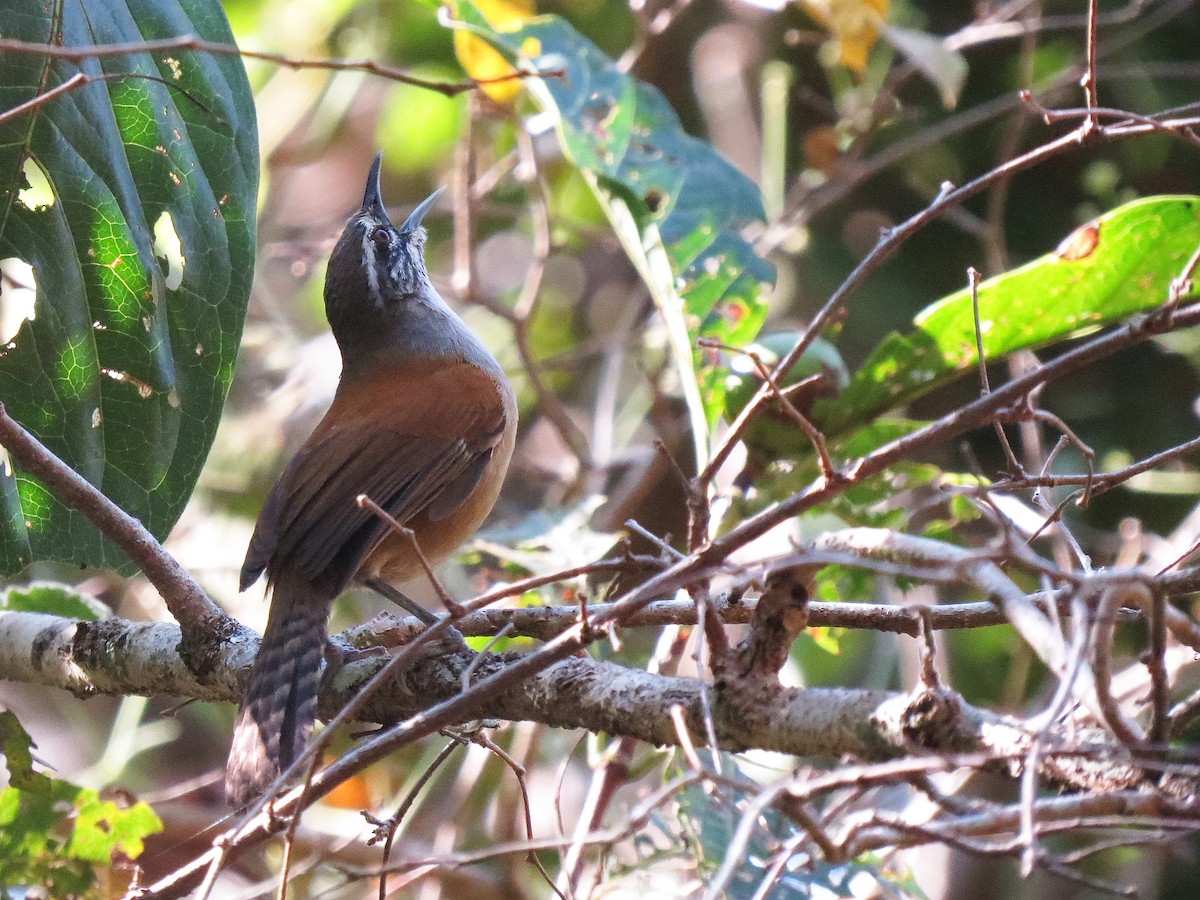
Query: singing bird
xmin=225 ymin=154 xmax=517 ymax=807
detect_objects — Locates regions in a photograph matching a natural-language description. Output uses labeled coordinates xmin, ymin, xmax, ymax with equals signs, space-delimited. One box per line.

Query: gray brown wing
xmin=240 ymin=426 xmax=485 ymax=594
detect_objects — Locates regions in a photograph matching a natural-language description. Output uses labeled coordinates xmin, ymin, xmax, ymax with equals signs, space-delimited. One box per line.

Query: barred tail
xmin=225 ymin=571 xmax=332 ymax=808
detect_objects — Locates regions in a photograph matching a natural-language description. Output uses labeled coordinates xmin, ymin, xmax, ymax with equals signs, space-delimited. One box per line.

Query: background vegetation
xmin=3 ymin=0 xmax=1200 ymax=897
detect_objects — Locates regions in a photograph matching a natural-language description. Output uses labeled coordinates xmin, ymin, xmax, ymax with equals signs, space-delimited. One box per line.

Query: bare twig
xmin=0 ymin=34 xmax=556 ymax=98
xmin=357 ymin=493 xmax=463 ymax=617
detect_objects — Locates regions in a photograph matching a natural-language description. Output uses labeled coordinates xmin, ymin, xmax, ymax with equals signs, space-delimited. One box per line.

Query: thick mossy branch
xmin=0 ymin=606 xmax=1161 ymax=798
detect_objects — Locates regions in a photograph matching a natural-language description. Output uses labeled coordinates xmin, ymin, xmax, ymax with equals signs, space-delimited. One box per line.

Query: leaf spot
xmin=101 ymin=368 xmax=153 ymax=399
xmin=1055 ymin=222 xmax=1100 ymax=261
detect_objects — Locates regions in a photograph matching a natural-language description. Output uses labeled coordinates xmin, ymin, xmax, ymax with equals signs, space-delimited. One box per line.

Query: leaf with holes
xmin=816 ymin=196 xmax=1200 ymax=433
xmin=0 ymin=0 xmax=257 ymax=573
xmin=446 ymin=1 xmax=775 ymax=425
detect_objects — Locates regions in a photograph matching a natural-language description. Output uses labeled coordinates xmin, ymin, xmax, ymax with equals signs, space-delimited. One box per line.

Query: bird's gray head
xmin=324 ymin=152 xmax=445 ymax=347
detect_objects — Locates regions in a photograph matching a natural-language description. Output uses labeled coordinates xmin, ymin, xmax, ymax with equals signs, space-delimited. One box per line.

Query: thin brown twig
xmin=369 ymin=738 xmax=463 ymax=900
xmin=357 ymin=493 xmax=464 ymax=617
xmin=1147 ymin=586 xmax=1170 ymax=745
xmin=697 ymin=337 xmax=835 ymax=480
xmin=1022 ymin=408 xmax=1096 ymax=508
xmin=1018 ymin=90 xmax=1200 ymax=148
xmin=1083 ymin=0 xmax=1100 ymax=130
xmin=454 ymin=125 xmax=592 ymax=480
xmin=1092 ymin=585 xmax=1147 ymax=747
xmin=718 ymin=302 xmax=1200 ymax=594
xmin=968 ymin=265 xmax=1025 ymax=475
xmin=471 ymin=731 xmax=568 ymax=900
xmin=0 ymin=71 xmax=88 ymax=127
xmin=345 ymin=773 xmax=705 ymax=881
xmin=691 ymin=588 xmax=724 ymax=772
xmin=0 ymin=34 xmax=557 ymax=98
xmin=712 ymin=126 xmax=1091 ymax=485
xmin=993 ymin=434 xmax=1200 ymax=497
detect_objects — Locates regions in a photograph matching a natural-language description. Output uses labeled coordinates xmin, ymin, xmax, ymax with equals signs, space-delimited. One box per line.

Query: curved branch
xmin=0 ymin=404 xmax=231 ymax=647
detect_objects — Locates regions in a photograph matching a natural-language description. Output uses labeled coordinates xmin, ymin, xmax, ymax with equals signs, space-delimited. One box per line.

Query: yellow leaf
xmin=807 ymin=625 xmax=844 ymax=655
xmin=453 ymin=0 xmax=536 ymax=104
xmin=801 ymin=0 xmax=887 ymax=73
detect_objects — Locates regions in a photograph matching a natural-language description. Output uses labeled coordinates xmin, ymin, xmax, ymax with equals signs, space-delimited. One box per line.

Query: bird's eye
xmin=371 ymin=227 xmax=390 ymax=247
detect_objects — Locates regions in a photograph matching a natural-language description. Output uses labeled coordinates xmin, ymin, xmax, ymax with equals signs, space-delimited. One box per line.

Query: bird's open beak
xmin=401 ymin=185 xmax=446 ymax=234
xmin=363 ymin=152 xmax=444 ymax=233
xmin=362 ymin=151 xmax=391 ymax=224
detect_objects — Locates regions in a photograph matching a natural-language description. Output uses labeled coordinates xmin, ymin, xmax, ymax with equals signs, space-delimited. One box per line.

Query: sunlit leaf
xmin=0 ymin=581 xmax=110 ymax=620
xmin=452 ymin=0 xmax=534 ymax=104
xmin=0 ymin=778 xmax=161 ymax=894
xmin=802 ymin=0 xmax=888 ymax=72
xmin=0 ymin=707 xmax=162 ymax=894
xmin=818 ymin=196 xmax=1200 ymax=432
xmin=0 ymin=0 xmax=258 ymax=573
xmin=67 ymin=793 xmax=161 ymax=862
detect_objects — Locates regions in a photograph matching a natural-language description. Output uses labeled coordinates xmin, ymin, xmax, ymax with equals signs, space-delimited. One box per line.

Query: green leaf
xmin=0 ymin=776 xmax=161 ymax=895
xmin=0 ymin=710 xmax=50 ymax=792
xmin=0 ymin=581 xmax=110 ymax=620
xmin=0 ymin=0 xmax=258 ymax=573
xmin=819 ymin=196 xmax=1200 ymax=431
xmin=67 ymin=793 xmax=161 ymax=863
xmin=446 ymin=2 xmax=775 ymax=425
xmin=0 ymin=711 xmax=161 ymax=892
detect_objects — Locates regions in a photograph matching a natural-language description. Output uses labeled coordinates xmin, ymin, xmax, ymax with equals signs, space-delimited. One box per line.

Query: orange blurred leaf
xmin=453 ymin=0 xmax=535 ymax=104
xmin=322 ymin=766 xmax=372 ymax=809
xmin=801 ymin=0 xmax=887 ymax=72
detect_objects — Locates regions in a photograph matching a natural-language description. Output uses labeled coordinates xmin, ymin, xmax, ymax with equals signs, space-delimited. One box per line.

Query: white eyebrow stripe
xmin=360 ymin=221 xmax=381 ymax=306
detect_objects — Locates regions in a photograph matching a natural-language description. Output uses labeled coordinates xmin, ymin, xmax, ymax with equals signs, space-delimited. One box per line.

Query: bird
xmin=225 ymin=152 xmax=517 ymax=807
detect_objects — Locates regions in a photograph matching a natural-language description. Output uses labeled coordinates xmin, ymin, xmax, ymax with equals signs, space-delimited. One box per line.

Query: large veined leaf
xmin=0 ymin=0 xmax=258 ymax=573
xmin=447 ymin=1 xmax=775 ymax=434
xmin=816 ymin=196 xmax=1200 ymax=432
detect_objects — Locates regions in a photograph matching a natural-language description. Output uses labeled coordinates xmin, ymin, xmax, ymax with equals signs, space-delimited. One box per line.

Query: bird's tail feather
xmin=225 ymin=570 xmax=331 ymax=808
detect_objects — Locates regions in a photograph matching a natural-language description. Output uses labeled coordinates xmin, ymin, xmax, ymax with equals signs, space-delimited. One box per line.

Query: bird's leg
xmin=356 ymin=495 xmax=468 ymax=619
xmin=363 ymin=576 xmax=441 ymax=625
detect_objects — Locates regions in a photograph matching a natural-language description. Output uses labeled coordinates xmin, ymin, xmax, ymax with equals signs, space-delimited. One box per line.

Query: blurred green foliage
xmin=0 ymin=712 xmax=161 ymax=897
